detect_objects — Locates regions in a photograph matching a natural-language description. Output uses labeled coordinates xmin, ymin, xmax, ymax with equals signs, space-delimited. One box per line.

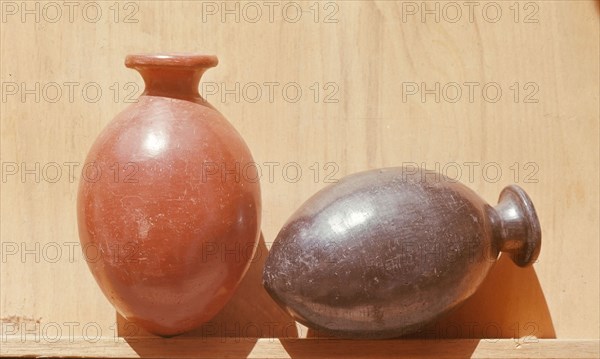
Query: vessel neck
xmin=125 ymin=53 xmax=218 ymax=102
xmin=491 ymin=185 xmax=541 ymax=267
xmin=136 ymin=68 xmax=205 ymax=99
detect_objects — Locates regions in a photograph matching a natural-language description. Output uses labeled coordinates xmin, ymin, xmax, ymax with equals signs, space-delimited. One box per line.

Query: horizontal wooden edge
xmin=0 ymin=337 xmax=598 ymax=359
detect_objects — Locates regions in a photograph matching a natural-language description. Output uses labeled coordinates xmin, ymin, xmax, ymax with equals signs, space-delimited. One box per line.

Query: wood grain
xmin=0 ymin=1 xmax=598 ymax=355
xmin=1 ymin=337 xmax=599 ymax=359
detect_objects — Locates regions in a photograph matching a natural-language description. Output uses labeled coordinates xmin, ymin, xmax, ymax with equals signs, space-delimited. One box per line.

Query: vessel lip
xmin=125 ymin=53 xmax=218 ymax=69
xmin=499 ymin=184 xmax=542 ymax=267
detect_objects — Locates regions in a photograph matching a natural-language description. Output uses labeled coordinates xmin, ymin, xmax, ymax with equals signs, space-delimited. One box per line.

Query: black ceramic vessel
xmin=263 ymin=167 xmax=541 ymax=339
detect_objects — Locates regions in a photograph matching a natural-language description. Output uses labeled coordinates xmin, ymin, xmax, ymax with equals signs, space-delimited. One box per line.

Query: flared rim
xmin=125 ymin=53 xmax=218 ymax=69
xmin=499 ymin=184 xmax=542 ymax=267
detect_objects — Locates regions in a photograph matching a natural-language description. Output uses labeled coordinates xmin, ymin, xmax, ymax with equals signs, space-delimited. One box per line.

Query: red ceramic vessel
xmin=77 ymin=54 xmax=261 ymax=336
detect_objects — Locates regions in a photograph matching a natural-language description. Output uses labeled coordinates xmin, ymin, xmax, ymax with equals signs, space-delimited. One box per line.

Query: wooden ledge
xmin=1 ymin=337 xmax=598 ymax=358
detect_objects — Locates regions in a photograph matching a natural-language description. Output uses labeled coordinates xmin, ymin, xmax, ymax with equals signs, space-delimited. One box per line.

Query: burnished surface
xmin=263 ymin=167 xmax=540 ymax=339
xmin=3 ymin=1 xmax=597 ymax=346
xmin=77 ymin=54 xmax=261 ymax=336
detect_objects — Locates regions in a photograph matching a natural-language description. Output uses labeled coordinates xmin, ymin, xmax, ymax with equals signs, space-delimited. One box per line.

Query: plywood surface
xmin=2 ymin=337 xmax=600 ymax=359
xmin=1 ymin=0 xmax=599 ymax=355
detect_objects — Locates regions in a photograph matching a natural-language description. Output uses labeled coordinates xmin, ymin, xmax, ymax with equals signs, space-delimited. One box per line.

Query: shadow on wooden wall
xmin=116 ymin=238 xmax=553 ymax=357
xmin=421 ymin=254 xmax=556 ymax=339
xmin=119 ymin=233 xmax=297 ymax=357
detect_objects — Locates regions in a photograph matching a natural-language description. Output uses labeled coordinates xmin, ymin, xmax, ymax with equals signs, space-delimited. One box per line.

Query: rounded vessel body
xmin=77 ymin=54 xmax=261 ymax=336
xmin=263 ymin=167 xmax=539 ymax=338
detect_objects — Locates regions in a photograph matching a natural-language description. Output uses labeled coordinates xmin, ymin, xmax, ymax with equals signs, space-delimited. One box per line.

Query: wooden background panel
xmin=0 ymin=0 xmax=598 ymax=346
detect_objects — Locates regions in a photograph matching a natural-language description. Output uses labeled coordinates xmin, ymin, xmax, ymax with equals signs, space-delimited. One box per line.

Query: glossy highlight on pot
xmin=77 ymin=54 xmax=261 ymax=336
xmin=263 ymin=167 xmax=540 ymax=339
